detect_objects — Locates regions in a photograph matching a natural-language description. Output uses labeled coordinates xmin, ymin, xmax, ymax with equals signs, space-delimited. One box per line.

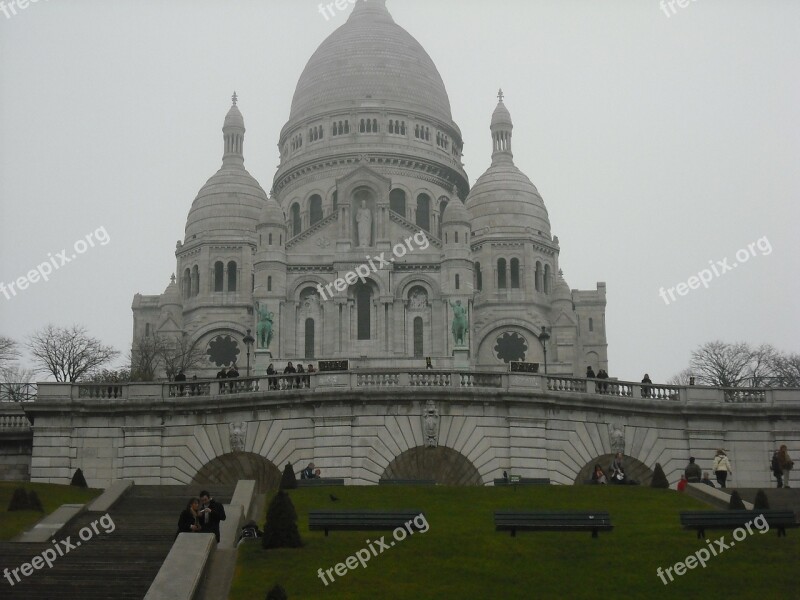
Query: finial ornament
xmin=170 ymin=273 xmax=176 ymax=284
xmin=232 ymin=91 xmax=238 ymax=105
xmin=497 ymin=88 xmax=504 ymax=102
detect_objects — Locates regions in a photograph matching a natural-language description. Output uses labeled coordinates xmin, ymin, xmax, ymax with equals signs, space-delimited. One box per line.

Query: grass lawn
xmin=0 ymin=482 xmax=101 ymax=541
xmin=230 ymin=485 xmax=799 ymax=600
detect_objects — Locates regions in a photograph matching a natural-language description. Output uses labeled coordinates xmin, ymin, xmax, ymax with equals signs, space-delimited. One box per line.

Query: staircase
xmin=0 ymin=485 xmax=235 ymax=599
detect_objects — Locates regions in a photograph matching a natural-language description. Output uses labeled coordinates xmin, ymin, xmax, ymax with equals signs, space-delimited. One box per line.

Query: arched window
xmin=191 ymin=265 xmax=199 ymax=297
xmin=360 ymin=119 xmax=366 ymax=133
xmin=455 ymin=231 xmax=459 ymax=243
xmin=498 ymin=258 xmax=507 ymax=289
xmin=415 ymin=125 xmax=420 ymax=138
xmin=535 ymin=261 xmax=542 ymax=292
xmin=227 ymin=261 xmax=237 ymax=292
xmin=510 ymin=258 xmax=520 ymax=288
xmin=355 ymin=282 xmax=372 ymax=340
xmin=389 ymin=120 xmax=394 ymax=134
xmin=413 ymin=317 xmax=423 ymax=358
xmin=291 ymin=203 xmax=301 ymax=237
xmin=390 ymin=189 xmax=406 ymax=216
xmin=145 ymin=323 xmax=150 ymax=337
xmin=309 ymin=194 xmax=323 ymax=225
xmin=183 ymin=268 xmax=191 ymax=298
xmin=344 ymin=120 xmax=350 ymax=133
xmin=589 ymin=317 xmax=594 ymax=332
xmin=372 ymin=119 xmax=378 ymax=132
xmin=305 ymin=318 xmax=315 ymax=359
xmin=332 ymin=191 xmax=338 ymax=212
xmin=267 ymin=276 xmax=272 ymax=292
xmin=214 ymin=261 xmax=224 ymax=292
xmin=455 ymin=274 xmax=460 ymax=290
xmin=475 ymin=262 xmax=482 ymax=291
xmin=438 ymin=198 xmax=448 ymax=238
xmin=366 ymin=119 xmax=372 ymax=133
xmin=268 ymin=233 xmax=273 ymax=245
xmin=544 ymin=264 xmax=552 ymax=294
xmin=400 ymin=121 xmax=406 ymax=135
xmin=416 ymin=193 xmax=431 ymax=231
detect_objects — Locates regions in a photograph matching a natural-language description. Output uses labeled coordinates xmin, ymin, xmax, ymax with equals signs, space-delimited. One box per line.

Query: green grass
xmin=0 ymin=482 xmax=101 ymax=540
xmin=230 ymin=486 xmax=799 ymax=600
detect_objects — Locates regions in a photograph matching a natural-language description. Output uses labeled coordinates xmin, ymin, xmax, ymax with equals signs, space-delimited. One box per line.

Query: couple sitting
xmin=591 ymin=453 xmax=637 ymax=485
xmin=301 ymin=462 xmax=321 ymax=479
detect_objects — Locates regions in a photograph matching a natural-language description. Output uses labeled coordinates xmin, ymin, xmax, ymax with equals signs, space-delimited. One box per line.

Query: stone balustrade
xmin=0 ymin=410 xmax=31 ymax=431
xmin=23 ymin=371 xmax=796 ymax=406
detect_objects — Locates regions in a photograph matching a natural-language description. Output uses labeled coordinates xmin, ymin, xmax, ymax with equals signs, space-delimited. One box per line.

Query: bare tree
xmin=129 ymin=335 xmax=166 ymax=382
xmin=28 ymin=325 xmax=119 ymax=382
xmin=771 ymin=353 xmax=800 ymax=388
xmin=159 ymin=334 xmax=206 ymax=381
xmin=0 ymin=365 xmax=36 ymax=401
xmin=667 ymin=367 xmax=693 ymax=386
xmin=688 ymin=341 xmax=754 ymax=387
xmin=0 ymin=336 xmax=20 ymax=371
xmin=80 ymin=368 xmax=131 ymax=383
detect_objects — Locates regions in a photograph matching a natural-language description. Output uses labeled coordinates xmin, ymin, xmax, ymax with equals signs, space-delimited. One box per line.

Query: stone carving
xmin=229 ymin=421 xmax=247 ymax=452
xmin=302 ymin=289 xmax=320 ymax=310
xmin=422 ymin=400 xmax=440 ymax=447
xmin=409 ymin=288 xmax=428 ymax=310
xmin=608 ymin=423 xmax=625 ymax=455
xmin=256 ymin=302 xmax=274 ymax=349
xmin=356 ymin=200 xmax=372 ymax=247
xmin=449 ymin=299 xmax=468 ymax=346
xmin=316 ymin=237 xmax=331 ymax=248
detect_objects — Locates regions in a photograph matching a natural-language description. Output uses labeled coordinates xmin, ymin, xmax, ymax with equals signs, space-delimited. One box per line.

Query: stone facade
xmin=131 ymin=0 xmax=607 ymax=378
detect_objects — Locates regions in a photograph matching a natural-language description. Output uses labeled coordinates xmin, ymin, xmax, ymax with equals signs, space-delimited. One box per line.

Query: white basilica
xmin=131 ymin=0 xmax=608 ymax=376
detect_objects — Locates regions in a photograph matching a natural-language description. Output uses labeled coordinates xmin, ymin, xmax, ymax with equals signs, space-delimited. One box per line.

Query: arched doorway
xmin=574 ymin=454 xmax=654 ymax=486
xmin=192 ymin=452 xmax=282 ymax=494
xmin=381 ymin=446 xmax=483 ymax=486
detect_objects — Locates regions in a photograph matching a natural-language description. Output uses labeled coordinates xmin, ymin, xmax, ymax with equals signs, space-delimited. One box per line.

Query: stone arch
xmin=381 ymin=446 xmax=482 ymax=486
xmin=394 ymin=273 xmax=441 ymax=301
xmin=192 ymin=451 xmax=282 ymax=494
xmin=574 ymin=454 xmax=654 ymax=486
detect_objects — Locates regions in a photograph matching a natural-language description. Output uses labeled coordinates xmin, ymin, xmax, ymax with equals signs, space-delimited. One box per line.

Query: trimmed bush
xmin=7 ymin=487 xmax=30 ymax=511
xmin=280 ymin=462 xmax=297 ymax=490
xmin=71 ymin=468 xmax=88 ymax=488
xmin=27 ymin=490 xmax=44 ymax=512
xmin=753 ymin=489 xmax=770 ymax=510
xmin=262 ymin=490 xmax=302 ymax=549
xmin=728 ymin=490 xmax=746 ymax=510
xmin=650 ymin=463 xmax=669 ymax=489
xmin=266 ymin=584 xmax=288 ymax=600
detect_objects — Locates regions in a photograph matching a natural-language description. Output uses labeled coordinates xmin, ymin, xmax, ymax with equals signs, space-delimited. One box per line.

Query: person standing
xmin=306 ymin=363 xmax=315 ymax=387
xmin=712 ymin=449 xmax=733 ymax=488
xmin=677 ymin=475 xmax=688 ymax=492
xmin=174 ymin=369 xmax=187 ymax=396
xmin=283 ymin=361 xmax=297 ymax=388
xmin=586 ymin=366 xmax=596 ymax=379
xmin=266 ymin=363 xmax=277 ymax=390
xmin=176 ymin=497 xmax=202 ymax=538
xmin=641 ymin=373 xmax=653 ymax=398
xmin=776 ymin=445 xmax=793 ymax=488
xmin=296 ymin=363 xmax=305 ymax=388
xmin=685 ymin=457 xmax=702 ymax=483
xmin=227 ymin=363 xmax=240 ymax=392
xmin=199 ymin=490 xmax=227 ymax=543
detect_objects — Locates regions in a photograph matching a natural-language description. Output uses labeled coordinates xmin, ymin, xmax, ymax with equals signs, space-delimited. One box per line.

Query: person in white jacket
xmin=712 ymin=449 xmax=733 ymax=488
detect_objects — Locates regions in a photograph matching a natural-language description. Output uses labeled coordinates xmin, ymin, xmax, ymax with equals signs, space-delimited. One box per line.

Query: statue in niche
xmin=356 ymin=199 xmax=372 ymax=247
xmin=302 ymin=289 xmax=320 ymax=310
xmin=608 ymin=423 xmax=625 ymax=456
xmin=422 ymin=401 xmax=440 ymax=447
xmin=449 ymin=299 xmax=468 ymax=347
xmin=409 ymin=289 xmax=428 ymax=310
xmin=229 ymin=422 xmax=247 ymax=452
xmin=256 ymin=302 xmax=274 ymax=349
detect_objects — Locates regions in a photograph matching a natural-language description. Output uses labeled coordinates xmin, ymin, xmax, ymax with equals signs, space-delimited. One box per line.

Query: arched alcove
xmin=192 ymin=452 xmax=282 ymax=493
xmin=574 ymin=454 xmax=654 ymax=486
xmin=382 ymin=446 xmax=482 ymax=486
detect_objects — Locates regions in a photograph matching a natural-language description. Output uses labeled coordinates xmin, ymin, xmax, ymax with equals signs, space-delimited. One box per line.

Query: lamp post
xmin=537 ymin=326 xmax=550 ymax=374
xmin=243 ymin=329 xmax=255 ymax=377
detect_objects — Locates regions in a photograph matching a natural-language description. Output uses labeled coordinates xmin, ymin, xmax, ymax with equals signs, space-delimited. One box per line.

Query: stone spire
xmin=490 ymin=89 xmax=514 ymax=165
xmin=223 ymin=92 xmax=246 ymax=166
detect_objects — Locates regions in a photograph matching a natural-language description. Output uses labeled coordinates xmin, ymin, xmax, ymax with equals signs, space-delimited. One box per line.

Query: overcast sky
xmin=1 ymin=0 xmax=798 ymax=383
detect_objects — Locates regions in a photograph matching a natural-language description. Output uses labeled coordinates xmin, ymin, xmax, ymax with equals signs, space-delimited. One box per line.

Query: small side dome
xmin=259 ymin=196 xmax=286 ymax=227
xmin=441 ymin=198 xmax=470 ymax=225
xmin=552 ymin=270 xmax=572 ymax=304
xmin=159 ymin=274 xmax=182 ymax=307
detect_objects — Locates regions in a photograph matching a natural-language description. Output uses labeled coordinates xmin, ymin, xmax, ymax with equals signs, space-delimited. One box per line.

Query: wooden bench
xmin=680 ymin=510 xmax=798 ymax=538
xmin=297 ymin=478 xmax=345 ymax=487
xmin=378 ymin=479 xmax=436 ymax=485
xmin=494 ymin=510 xmax=613 ymax=538
xmin=493 ymin=477 xmax=551 ymax=486
xmin=309 ymin=510 xmax=425 ymax=536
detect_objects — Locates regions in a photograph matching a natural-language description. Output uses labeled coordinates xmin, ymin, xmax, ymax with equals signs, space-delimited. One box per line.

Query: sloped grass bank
xmin=231 ymin=485 xmax=798 ymax=600
xmin=0 ymin=482 xmax=100 ymax=540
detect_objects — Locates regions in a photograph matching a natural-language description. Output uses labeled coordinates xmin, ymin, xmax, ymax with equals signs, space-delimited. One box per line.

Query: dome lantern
xmin=491 ymin=89 xmax=514 ymax=165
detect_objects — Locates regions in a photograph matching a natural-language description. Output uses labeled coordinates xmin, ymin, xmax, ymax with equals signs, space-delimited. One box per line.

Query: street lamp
xmin=243 ymin=329 xmax=255 ymax=377
xmin=537 ymin=326 xmax=550 ymax=374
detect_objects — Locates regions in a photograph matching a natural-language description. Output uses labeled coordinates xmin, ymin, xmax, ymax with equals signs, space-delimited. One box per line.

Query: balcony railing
xmin=26 ymin=371 xmax=796 ymax=406
xmin=0 ymin=383 xmax=37 ymax=402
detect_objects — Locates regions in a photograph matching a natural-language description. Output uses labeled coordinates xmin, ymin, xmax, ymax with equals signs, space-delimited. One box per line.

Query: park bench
xmin=378 ymin=479 xmax=436 ymax=485
xmin=679 ymin=510 xmax=798 ymax=538
xmin=297 ymin=478 xmax=345 ymax=487
xmin=493 ymin=477 xmax=550 ymax=486
xmin=309 ymin=510 xmax=425 ymax=536
xmin=494 ymin=510 xmax=613 ymax=538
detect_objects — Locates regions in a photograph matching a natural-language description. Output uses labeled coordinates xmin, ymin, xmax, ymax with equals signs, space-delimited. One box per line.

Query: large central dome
xmin=289 ymin=0 xmax=453 ymax=124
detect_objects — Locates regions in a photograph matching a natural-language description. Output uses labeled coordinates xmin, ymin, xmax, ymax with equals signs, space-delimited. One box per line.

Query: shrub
xmin=266 ymin=584 xmax=288 ymax=600
xmin=7 ymin=487 xmax=30 ymax=511
xmin=27 ymin=490 xmax=44 ymax=512
xmin=280 ymin=462 xmax=297 ymax=490
xmin=71 ymin=468 xmax=88 ymax=488
xmin=262 ymin=490 xmax=302 ymax=549
xmin=753 ymin=489 xmax=770 ymax=510
xmin=650 ymin=463 xmax=669 ymax=489
xmin=728 ymin=490 xmax=746 ymax=510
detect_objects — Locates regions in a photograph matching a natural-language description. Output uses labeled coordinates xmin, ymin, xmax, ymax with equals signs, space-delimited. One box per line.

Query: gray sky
xmin=1 ymin=0 xmax=798 ymax=382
